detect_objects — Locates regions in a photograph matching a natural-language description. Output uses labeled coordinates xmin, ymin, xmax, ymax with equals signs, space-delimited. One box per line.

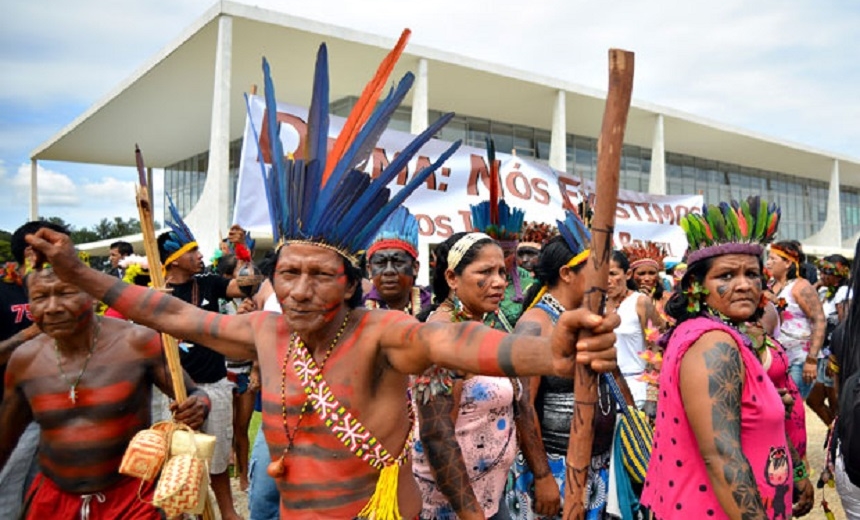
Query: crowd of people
xmin=2 ymin=33 xmax=860 ymax=520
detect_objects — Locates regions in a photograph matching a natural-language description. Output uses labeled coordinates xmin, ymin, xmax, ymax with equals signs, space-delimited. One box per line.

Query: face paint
xmin=369 ymin=250 xmax=414 ymax=278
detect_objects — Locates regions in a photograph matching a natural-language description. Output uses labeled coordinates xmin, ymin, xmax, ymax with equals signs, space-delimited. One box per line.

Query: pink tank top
xmin=765 ymin=337 xmax=807 ymax=458
xmin=412 ymin=375 xmax=517 ymax=518
xmin=641 ymin=317 xmax=792 ymax=519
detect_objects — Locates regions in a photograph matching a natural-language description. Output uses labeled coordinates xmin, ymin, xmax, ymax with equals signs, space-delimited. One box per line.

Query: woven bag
xmin=119 ymin=424 xmax=168 ymax=481
xmin=152 ymin=454 xmax=207 ymax=517
xmin=617 ymin=405 xmax=653 ymax=484
xmin=603 ymin=374 xmax=654 ymax=484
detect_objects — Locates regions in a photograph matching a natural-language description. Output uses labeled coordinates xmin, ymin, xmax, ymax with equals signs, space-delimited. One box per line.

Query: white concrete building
xmin=30 ymin=1 xmax=860 ymax=258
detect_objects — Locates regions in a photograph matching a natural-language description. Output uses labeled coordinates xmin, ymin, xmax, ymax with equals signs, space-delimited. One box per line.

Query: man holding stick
xmin=26 ymin=33 xmax=619 ymax=520
xmin=0 ymin=261 xmax=209 ymax=519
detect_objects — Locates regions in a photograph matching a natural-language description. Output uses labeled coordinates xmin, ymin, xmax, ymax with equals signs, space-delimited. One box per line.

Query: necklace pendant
xmin=69 ymin=386 xmax=77 ymax=405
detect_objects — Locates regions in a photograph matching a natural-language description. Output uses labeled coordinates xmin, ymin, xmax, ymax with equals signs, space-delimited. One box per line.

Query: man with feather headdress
xmin=24 ymin=30 xmax=620 ymax=519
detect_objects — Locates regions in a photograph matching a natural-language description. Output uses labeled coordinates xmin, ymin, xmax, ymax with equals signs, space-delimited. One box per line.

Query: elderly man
xmin=27 ymin=223 xmax=617 ymax=520
xmin=0 ymin=264 xmax=208 ymax=519
xmin=0 ymin=221 xmax=60 ymax=519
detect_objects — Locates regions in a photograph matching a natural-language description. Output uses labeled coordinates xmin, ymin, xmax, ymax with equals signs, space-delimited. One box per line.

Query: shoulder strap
xmin=291 ymin=338 xmax=413 ymax=471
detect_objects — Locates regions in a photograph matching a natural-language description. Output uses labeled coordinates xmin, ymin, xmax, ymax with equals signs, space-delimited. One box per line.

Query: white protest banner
xmin=234 ymin=95 xmax=702 ymax=283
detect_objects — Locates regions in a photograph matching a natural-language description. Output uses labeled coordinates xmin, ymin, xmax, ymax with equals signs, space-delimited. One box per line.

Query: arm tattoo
xmin=497 ymin=336 xmax=517 ymax=377
xmin=417 ymin=392 xmax=482 ymax=515
xmin=797 ymin=284 xmax=825 ymax=353
xmin=704 ymin=341 xmax=767 ymax=517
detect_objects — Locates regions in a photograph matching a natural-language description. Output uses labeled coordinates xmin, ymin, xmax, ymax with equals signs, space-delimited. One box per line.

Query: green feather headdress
xmin=680 ymin=195 xmax=780 ymax=266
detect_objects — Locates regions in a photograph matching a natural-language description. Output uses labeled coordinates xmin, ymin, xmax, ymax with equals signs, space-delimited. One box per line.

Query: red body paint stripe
xmin=477 ymin=326 xmax=504 ymax=377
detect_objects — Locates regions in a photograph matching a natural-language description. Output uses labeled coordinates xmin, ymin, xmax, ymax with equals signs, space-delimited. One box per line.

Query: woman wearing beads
xmin=411 ymin=231 xmax=548 ymax=520
xmin=642 ymin=197 xmax=795 ymax=518
xmin=766 ymin=240 xmax=826 ymax=399
xmin=606 ymin=250 xmax=662 ymax=413
xmin=505 ymin=211 xmax=616 ymax=519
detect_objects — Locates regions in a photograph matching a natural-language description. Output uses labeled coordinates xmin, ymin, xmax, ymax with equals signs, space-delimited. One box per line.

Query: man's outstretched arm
xmin=381 ymin=308 xmax=618 ymax=378
xmin=26 ymin=227 xmax=259 ymax=360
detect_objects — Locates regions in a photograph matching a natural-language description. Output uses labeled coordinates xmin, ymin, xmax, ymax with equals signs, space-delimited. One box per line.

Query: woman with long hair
xmin=607 ymin=250 xmax=662 ymax=413
xmin=412 ymin=231 xmax=547 ymax=520
xmin=767 ymin=240 xmax=826 ymax=400
xmin=505 ymin=213 xmax=616 ymax=519
xmin=642 ymin=197 xmax=797 ymax=518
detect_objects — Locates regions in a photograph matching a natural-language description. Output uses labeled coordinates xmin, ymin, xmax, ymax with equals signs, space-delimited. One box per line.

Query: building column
xmin=549 ymin=90 xmax=566 ymax=171
xmin=185 ymin=13 xmax=232 ymax=260
xmin=804 ymin=159 xmax=844 ymax=248
xmin=411 ymin=58 xmax=429 ymax=134
xmin=29 ymin=159 xmax=38 ymax=221
xmin=648 ymin=114 xmax=666 ymax=195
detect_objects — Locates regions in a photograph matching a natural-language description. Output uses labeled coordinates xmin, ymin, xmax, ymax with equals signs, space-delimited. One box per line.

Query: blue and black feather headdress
xmin=367 ymin=207 xmax=420 ymax=260
xmin=160 ymin=193 xmax=198 ymax=267
xmin=255 ymin=29 xmax=461 ymax=266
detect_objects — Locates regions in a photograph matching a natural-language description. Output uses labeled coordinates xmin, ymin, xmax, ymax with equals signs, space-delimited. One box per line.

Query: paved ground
xmin=222 ymin=408 xmax=847 ymax=519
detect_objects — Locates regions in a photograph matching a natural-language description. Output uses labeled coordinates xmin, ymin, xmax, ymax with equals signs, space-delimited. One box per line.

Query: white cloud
xmin=0 ymin=161 xmax=143 ymax=231
xmin=1 ymin=0 xmax=860 ymax=236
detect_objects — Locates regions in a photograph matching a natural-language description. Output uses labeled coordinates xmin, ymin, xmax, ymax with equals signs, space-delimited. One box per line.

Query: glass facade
xmin=163 ymin=139 xmax=242 ymax=222
xmin=164 ymin=96 xmax=856 ymax=245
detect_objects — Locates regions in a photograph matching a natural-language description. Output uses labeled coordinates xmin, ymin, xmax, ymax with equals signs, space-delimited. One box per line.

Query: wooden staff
xmin=134 ymin=145 xmax=187 ymax=402
xmin=563 ymin=49 xmax=634 ymax=519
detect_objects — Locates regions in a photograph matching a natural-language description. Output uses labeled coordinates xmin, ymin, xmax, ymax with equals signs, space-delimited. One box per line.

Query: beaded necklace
xmin=268 ymin=312 xmax=350 ymax=478
xmin=54 ymin=316 xmax=101 ymax=405
xmin=701 ymin=307 xmax=759 ymax=355
xmin=365 ymin=286 xmax=423 ymax=316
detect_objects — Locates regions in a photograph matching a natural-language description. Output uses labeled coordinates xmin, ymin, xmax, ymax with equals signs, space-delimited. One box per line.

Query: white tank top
xmin=263 ymin=292 xmax=282 ymax=313
xmin=615 ymin=291 xmax=648 ymax=405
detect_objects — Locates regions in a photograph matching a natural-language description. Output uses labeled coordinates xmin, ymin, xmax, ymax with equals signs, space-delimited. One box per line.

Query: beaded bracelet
xmin=793 ymin=461 xmax=809 ymax=482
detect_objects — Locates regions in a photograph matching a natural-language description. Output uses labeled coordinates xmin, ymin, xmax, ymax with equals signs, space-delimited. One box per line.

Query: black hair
xmin=419 ymin=232 xmax=496 ymax=318
xmin=773 ymin=240 xmax=805 ymax=280
xmin=611 ymin=250 xmax=638 ymax=291
xmin=664 ymin=255 xmax=765 ymax=325
xmin=110 ymin=241 xmax=134 ymax=256
xmin=156 ymin=232 xmax=174 ymax=264
xmin=823 ymin=254 xmax=851 ymax=295
xmin=258 ymin=250 xmax=278 ymax=280
xmin=522 ymin=235 xmax=586 ymax=308
xmin=12 ymin=220 xmax=70 ymax=264
xmin=216 ymin=253 xmax=238 ymax=277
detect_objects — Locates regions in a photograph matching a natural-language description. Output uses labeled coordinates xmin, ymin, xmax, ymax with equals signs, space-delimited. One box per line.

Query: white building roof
xmin=29 ymin=0 xmax=860 ymax=190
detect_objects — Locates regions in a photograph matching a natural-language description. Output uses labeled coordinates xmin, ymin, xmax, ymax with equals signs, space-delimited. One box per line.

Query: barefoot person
xmin=0 ymin=265 xmax=209 ymax=519
xmin=24 ymin=34 xmax=618 ymax=520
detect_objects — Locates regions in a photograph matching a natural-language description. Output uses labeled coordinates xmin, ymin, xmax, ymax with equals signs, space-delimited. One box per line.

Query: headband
xmin=447 ymin=233 xmax=493 ymax=271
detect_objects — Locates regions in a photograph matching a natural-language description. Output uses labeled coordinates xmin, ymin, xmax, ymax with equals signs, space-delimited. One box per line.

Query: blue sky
xmin=1 ymin=0 xmax=859 ymax=233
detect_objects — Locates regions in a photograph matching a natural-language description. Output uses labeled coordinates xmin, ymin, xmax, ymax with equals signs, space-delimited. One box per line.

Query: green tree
xmin=0 ymin=240 xmax=11 ymax=263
